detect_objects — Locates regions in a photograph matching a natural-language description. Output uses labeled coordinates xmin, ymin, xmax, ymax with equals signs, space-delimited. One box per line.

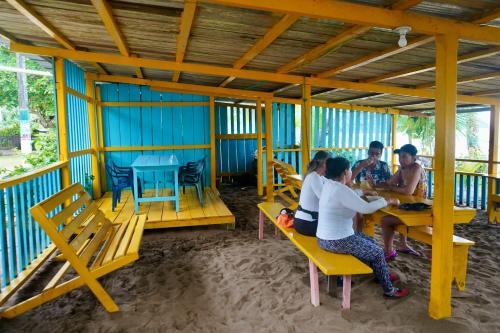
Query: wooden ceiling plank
xmin=220 ymin=13 xmax=299 ymax=87
xmin=5 ymin=0 xmax=75 ymax=50
xmin=416 ymin=71 xmax=500 ymax=89
xmin=472 ymin=7 xmax=500 ymax=24
xmin=316 ymin=36 xmax=434 ymax=79
xmin=277 ymin=25 xmax=371 ymax=74
xmin=199 ymin=0 xmax=500 ymax=44
xmin=6 ymin=0 xmax=107 ymax=74
xmin=273 ymin=0 xmax=424 ymax=93
xmin=173 ymin=0 xmax=197 ymax=82
xmin=365 ymin=46 xmax=500 ymax=83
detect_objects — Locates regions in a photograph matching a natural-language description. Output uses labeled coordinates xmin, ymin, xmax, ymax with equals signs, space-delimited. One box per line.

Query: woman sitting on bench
xmin=377 ymin=144 xmax=427 ymax=261
xmin=294 ymin=151 xmax=331 ymax=236
xmin=317 ymin=157 xmax=409 ymax=299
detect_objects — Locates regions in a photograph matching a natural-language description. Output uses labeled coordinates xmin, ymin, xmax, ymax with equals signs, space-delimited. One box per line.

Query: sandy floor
xmin=0 ymin=184 xmax=499 ymax=332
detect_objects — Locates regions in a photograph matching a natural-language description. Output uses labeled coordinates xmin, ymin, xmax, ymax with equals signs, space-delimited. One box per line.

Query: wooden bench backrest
xmin=272 ymin=159 xmax=298 ymax=184
xmin=30 ymin=183 xmax=113 ymax=267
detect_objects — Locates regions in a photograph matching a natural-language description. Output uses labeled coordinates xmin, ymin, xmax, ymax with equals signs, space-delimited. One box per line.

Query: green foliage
xmin=0 ymin=45 xmax=54 ymax=129
xmin=397 ymin=113 xmax=487 ymax=174
xmin=25 ymin=130 xmax=58 ymax=167
xmin=0 ymin=123 xmax=19 ymax=136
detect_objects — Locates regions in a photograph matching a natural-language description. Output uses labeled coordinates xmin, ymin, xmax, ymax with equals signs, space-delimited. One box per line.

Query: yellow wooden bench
xmin=487 ymin=193 xmax=500 ymax=223
xmin=0 ymin=183 xmax=146 ymax=318
xmin=393 ymin=225 xmax=475 ymax=291
xmin=271 ymin=159 xmax=301 ymax=209
xmin=258 ymin=202 xmax=373 ymax=309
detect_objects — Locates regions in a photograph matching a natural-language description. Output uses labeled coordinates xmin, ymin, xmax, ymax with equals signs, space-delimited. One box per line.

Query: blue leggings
xmin=318 ymin=232 xmax=393 ymax=293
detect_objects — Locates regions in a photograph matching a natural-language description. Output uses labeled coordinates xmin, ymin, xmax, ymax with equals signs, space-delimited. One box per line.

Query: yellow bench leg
xmin=452 ymin=245 xmax=470 ymax=292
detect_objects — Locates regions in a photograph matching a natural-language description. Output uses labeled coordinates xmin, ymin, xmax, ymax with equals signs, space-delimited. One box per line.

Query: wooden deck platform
xmin=96 ymin=188 xmax=235 ymax=229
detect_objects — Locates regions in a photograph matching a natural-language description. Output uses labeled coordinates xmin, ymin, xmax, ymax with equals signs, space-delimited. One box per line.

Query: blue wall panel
xmin=100 ymin=84 xmax=211 ymax=190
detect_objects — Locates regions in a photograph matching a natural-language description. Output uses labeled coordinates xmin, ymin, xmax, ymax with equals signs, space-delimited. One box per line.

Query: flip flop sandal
xmin=384 ymin=249 xmax=397 ymax=261
xmin=384 ymin=287 xmax=409 ymax=299
xmin=397 ymin=247 xmax=420 ymax=256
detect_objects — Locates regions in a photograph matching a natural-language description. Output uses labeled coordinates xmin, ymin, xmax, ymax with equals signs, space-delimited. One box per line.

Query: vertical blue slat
xmin=459 ymin=174 xmax=464 ymax=205
xmin=320 ymin=106 xmax=327 ymax=149
xmin=481 ymin=176 xmax=487 ymax=210
xmin=341 ymin=109 xmax=347 ymax=151
xmin=473 ymin=175 xmax=479 ymax=208
xmin=12 ymin=185 xmax=24 ymax=274
xmin=5 ymin=188 xmax=16 ymax=280
xmin=466 ymin=175 xmax=471 ymax=207
xmin=26 ymin=180 xmax=35 ymax=262
xmin=348 ymin=110 xmax=355 ymax=163
xmin=0 ymin=189 xmax=8 ymax=287
xmin=19 ymin=183 xmax=29 ymax=268
xmin=328 ymin=108 xmax=334 ymax=148
xmin=427 ymin=171 xmax=433 ymax=198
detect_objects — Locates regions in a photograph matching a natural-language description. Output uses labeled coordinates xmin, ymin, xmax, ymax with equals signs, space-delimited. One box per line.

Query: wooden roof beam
xmin=200 ymin=0 xmax=500 ymax=44
xmin=275 ymin=1 xmax=423 ymax=74
xmin=416 ymin=71 xmax=500 ymax=89
xmin=11 ymin=42 xmax=500 ymax=106
xmin=472 ymin=7 xmax=500 ymax=25
xmin=219 ymin=13 xmax=299 ymax=87
xmin=5 ymin=0 xmax=107 ymax=74
xmin=173 ymin=0 xmax=197 ymax=82
xmin=273 ymin=0 xmax=423 ymax=93
xmin=90 ymin=0 xmax=143 ymax=77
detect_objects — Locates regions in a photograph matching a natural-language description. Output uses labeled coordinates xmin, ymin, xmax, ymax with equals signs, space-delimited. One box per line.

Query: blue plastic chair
xmin=179 ymin=157 xmax=206 ymax=206
xmin=105 ymin=164 xmax=142 ymax=211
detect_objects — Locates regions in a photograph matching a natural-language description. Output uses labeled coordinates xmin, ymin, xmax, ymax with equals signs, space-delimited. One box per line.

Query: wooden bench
xmin=363 ymin=215 xmax=475 ymax=291
xmin=271 ymin=159 xmax=301 ymax=209
xmin=394 ymin=225 xmax=475 ymax=291
xmin=258 ymin=202 xmax=373 ymax=309
xmin=0 ymin=183 xmax=146 ymax=318
xmin=487 ymin=193 xmax=500 ymax=223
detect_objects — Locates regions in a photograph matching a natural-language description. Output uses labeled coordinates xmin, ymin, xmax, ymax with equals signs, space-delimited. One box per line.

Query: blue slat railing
xmin=0 ymin=161 xmax=66 ymax=289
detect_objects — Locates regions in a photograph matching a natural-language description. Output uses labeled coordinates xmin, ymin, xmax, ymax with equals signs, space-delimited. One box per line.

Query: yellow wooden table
xmin=366 ymin=189 xmax=476 ymax=228
xmin=363 ymin=188 xmax=476 ymax=292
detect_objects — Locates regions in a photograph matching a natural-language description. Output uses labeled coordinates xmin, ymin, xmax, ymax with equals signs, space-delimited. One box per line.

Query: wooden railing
xmin=0 ymin=161 xmax=67 ymax=289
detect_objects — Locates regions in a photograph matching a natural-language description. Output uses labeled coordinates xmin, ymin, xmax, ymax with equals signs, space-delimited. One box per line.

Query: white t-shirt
xmin=316 ymin=180 xmax=388 ymax=240
xmin=295 ymin=171 xmax=325 ymax=221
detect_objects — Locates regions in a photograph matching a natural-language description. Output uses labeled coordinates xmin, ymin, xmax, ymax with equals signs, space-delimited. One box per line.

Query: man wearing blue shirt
xmin=352 ymin=141 xmax=392 ymax=186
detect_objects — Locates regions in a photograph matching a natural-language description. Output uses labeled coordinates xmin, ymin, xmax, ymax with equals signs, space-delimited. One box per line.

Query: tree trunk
xmin=17 ymin=53 xmax=32 ymax=153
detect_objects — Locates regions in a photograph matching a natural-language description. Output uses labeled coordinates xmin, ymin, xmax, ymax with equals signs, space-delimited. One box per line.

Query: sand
xmin=0 ymin=184 xmax=499 ymax=332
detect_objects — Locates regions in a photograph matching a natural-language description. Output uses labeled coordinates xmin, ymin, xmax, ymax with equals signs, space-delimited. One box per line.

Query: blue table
xmin=131 ymin=155 xmax=180 ymax=214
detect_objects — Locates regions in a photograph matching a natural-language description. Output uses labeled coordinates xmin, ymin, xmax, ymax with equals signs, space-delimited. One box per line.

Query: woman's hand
xmin=363 ymin=189 xmax=378 ymax=196
xmin=386 ymin=198 xmax=400 ymax=206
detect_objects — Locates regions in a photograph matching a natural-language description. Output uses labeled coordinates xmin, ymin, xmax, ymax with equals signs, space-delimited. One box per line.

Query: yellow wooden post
xmin=487 ymin=105 xmax=500 ymax=222
xmin=430 ymin=33 xmax=458 ymax=319
xmin=256 ymin=98 xmax=263 ymax=196
xmin=265 ymin=99 xmax=273 ymax=202
xmin=209 ymin=96 xmax=217 ymax=190
xmin=85 ymin=74 xmax=101 ymax=198
xmin=301 ymin=81 xmax=311 ymax=176
xmin=391 ymin=114 xmax=398 ymax=173
xmin=96 ymin=85 xmax=107 ymax=192
xmin=54 ymin=58 xmax=71 ymax=189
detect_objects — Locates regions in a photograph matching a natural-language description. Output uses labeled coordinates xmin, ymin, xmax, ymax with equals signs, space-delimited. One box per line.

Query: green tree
xmin=0 ymin=45 xmax=54 ymax=128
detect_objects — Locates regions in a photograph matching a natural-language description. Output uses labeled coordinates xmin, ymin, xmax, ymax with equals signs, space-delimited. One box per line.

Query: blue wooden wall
xmin=64 ymin=60 xmax=92 ymax=188
xmin=100 ymin=84 xmax=210 ymax=190
xmin=215 ymin=104 xmax=258 ymax=175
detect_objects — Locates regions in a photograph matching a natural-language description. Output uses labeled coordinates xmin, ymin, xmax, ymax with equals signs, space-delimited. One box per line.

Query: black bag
xmin=399 ymin=203 xmax=432 ymax=211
